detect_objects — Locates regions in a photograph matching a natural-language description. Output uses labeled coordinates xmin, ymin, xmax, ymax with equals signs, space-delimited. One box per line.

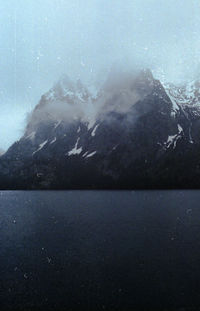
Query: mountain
xmin=1 ymin=69 xmax=200 ymax=189
xmin=0 ymin=148 xmax=5 ymax=156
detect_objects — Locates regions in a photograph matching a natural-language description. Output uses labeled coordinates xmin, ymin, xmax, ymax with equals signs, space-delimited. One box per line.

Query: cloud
xmin=24 ymin=65 xmax=157 ymax=135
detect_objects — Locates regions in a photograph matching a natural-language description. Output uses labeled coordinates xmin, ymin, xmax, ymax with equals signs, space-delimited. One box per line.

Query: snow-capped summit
xmin=163 ymin=79 xmax=200 ymax=122
xmin=164 ymin=80 xmax=200 ymax=107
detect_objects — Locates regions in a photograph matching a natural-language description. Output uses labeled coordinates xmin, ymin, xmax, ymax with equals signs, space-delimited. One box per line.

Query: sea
xmin=1 ymin=190 xmax=200 ymax=311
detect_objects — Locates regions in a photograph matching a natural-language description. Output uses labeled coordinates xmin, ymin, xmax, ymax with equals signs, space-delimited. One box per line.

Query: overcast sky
xmin=0 ymin=0 xmax=200 ymax=150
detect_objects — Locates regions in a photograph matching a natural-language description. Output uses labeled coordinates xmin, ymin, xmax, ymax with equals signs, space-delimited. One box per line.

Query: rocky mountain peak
xmin=3 ymin=68 xmax=200 ymax=189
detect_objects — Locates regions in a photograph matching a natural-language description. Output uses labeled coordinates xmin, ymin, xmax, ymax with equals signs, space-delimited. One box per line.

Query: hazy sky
xmin=1 ymin=0 xmax=200 ymax=150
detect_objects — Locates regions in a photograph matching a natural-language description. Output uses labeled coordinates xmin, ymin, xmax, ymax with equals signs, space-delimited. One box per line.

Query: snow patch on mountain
xmin=33 ymin=140 xmax=48 ymax=155
xmin=82 ymin=151 xmax=88 ymax=157
xmin=25 ymin=131 xmax=36 ymax=140
xmin=50 ymin=137 xmax=57 ymax=144
xmin=54 ymin=120 xmax=61 ymax=129
xmin=163 ymin=83 xmax=180 ymax=116
xmin=67 ymin=138 xmax=82 ymax=156
xmin=91 ymin=124 xmax=99 ymax=136
xmin=178 ymin=124 xmax=183 ymax=133
xmin=85 ymin=151 xmax=97 ymax=158
xmin=165 ymin=124 xmax=183 ymax=149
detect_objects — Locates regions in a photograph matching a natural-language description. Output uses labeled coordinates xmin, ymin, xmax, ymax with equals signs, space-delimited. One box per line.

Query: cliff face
xmin=1 ymin=70 xmax=200 ymax=189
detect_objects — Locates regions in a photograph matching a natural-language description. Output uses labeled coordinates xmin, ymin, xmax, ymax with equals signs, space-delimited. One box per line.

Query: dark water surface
xmin=1 ymin=190 xmax=200 ymax=310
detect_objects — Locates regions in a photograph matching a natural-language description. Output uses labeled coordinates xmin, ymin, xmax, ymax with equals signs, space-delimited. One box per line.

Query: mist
xmin=1 ymin=0 xmax=200 ymax=150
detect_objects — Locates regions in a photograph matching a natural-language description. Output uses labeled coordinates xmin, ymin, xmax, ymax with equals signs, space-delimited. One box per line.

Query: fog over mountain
xmin=1 ymin=0 xmax=200 ymax=150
